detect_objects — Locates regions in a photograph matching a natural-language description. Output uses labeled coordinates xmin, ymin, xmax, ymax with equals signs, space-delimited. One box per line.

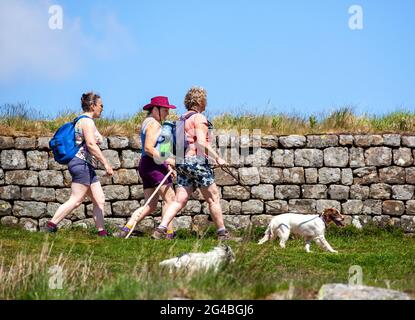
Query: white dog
xmin=159 ymin=245 xmax=235 ymax=276
xmin=258 ymin=208 xmax=345 ymax=253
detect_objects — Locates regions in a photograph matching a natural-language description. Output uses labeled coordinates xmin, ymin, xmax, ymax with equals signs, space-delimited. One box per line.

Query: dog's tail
xmin=258 ymin=225 xmax=272 ymax=244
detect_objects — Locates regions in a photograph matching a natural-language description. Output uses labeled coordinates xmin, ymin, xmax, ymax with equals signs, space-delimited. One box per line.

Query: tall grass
xmin=1 ymin=103 xmax=415 ymax=136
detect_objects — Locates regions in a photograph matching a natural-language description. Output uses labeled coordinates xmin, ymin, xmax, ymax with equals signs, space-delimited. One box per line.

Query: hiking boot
xmin=113 ymin=226 xmax=130 ymax=238
xmin=151 ymin=227 xmax=167 ymax=240
xmin=217 ymin=229 xmax=242 ymax=242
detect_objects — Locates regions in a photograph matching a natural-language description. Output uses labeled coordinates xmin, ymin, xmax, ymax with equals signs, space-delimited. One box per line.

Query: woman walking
xmin=152 ymin=87 xmax=239 ymax=241
xmin=47 ymin=92 xmax=113 ymax=236
xmin=114 ymin=96 xmax=177 ymax=239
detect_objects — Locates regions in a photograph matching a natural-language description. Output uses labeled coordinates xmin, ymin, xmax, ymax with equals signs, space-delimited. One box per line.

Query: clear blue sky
xmin=0 ymin=0 xmax=414 ymax=118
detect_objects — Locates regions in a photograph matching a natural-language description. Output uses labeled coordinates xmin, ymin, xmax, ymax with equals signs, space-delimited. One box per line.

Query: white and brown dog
xmin=159 ymin=245 xmax=235 ymax=276
xmin=258 ymin=208 xmax=345 ymax=253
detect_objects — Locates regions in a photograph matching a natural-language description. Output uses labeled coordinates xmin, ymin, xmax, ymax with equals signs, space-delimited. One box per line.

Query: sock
xmin=158 ymin=225 xmax=167 ymax=230
xmin=47 ymin=221 xmax=58 ymax=232
xmin=217 ymin=227 xmax=226 ymax=234
xmin=98 ymin=230 xmax=108 ymax=237
xmin=167 ymin=229 xmax=174 ymax=235
xmin=123 ymin=225 xmax=132 ymax=232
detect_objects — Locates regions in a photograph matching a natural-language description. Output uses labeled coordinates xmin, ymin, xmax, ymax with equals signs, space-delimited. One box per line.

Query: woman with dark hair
xmin=114 ymin=96 xmax=177 ymax=239
xmin=46 ymin=92 xmax=113 ymax=236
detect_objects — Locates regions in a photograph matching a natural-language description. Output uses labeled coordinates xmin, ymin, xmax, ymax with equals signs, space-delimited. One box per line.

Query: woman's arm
xmin=194 ymin=123 xmax=226 ymax=165
xmin=81 ymin=119 xmax=113 ymax=175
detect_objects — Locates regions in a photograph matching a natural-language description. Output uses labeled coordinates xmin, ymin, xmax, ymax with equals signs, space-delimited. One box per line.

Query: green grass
xmin=0 ymin=224 xmax=414 ymax=300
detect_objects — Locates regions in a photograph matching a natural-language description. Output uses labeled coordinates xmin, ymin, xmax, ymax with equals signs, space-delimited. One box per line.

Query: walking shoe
xmin=166 ymin=231 xmax=177 ymax=240
xmin=217 ymin=229 xmax=242 ymax=242
xmin=113 ymin=226 xmax=130 ymax=238
xmin=151 ymin=226 xmax=167 ymax=240
xmin=46 ymin=221 xmax=58 ymax=233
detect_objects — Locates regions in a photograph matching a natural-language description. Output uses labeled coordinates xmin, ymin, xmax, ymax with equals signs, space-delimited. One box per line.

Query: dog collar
xmin=319 ymin=214 xmax=329 ymax=226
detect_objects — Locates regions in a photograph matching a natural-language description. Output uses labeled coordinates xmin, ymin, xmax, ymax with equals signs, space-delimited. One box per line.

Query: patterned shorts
xmin=176 ymin=156 xmax=215 ymax=189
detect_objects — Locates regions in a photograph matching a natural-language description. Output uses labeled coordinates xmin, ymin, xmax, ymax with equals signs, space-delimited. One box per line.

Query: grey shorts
xmin=176 ymin=156 xmax=215 ymax=189
xmin=68 ymin=156 xmax=98 ymax=186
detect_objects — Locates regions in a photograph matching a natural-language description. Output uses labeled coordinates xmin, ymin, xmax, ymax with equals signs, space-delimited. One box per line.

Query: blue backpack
xmin=49 ymin=115 xmax=91 ymax=164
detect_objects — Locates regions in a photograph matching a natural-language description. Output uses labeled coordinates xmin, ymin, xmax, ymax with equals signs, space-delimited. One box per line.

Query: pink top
xmin=184 ymin=112 xmax=212 ymax=157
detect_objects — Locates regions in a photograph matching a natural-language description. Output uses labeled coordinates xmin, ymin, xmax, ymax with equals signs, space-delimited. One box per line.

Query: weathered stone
xmin=401 ymin=136 xmax=415 ymax=147
xmin=265 ymin=200 xmax=288 ymax=214
xmin=295 ymin=149 xmax=323 ymax=167
xmin=355 ymin=135 xmax=383 ymax=147
xmin=363 ymin=200 xmax=382 ymax=215
xmin=279 ymin=135 xmax=306 ymax=148
xmin=349 ymin=147 xmax=365 ymax=168
xmin=105 ymin=218 xmax=127 ymax=228
xmin=353 ymin=167 xmax=378 ymax=185
xmin=341 ymin=169 xmax=353 ymax=185
xmin=392 ymin=185 xmax=414 ymax=200
xmin=288 ymin=199 xmax=316 ymax=213
xmin=113 ymin=169 xmax=140 ymax=185
xmin=108 ymin=136 xmax=129 ymax=149
xmin=324 ymin=147 xmax=349 ymax=167
xmin=214 ymin=167 xmax=238 ymax=185
xmin=0 ymin=200 xmax=12 ymax=216
xmin=218 ymin=148 xmax=243 ymax=167
xmin=129 ymin=135 xmax=142 ymax=150
xmin=405 ymin=201 xmax=415 ymax=215
xmin=305 ymin=168 xmax=318 ymax=184
xmin=46 ymin=202 xmax=86 ymax=220
xmin=19 ymin=218 xmax=38 ymax=232
xmin=306 ymin=135 xmax=338 ymax=148
xmin=39 ymin=218 xmax=72 ymax=231
xmin=1 ymin=216 xmax=18 ymax=226
xmin=21 ymin=187 xmax=55 ymax=202
xmin=379 ymin=167 xmax=405 ymax=184
xmin=223 ymin=185 xmax=250 ymax=200
xmin=383 ymin=200 xmax=405 ymax=216
xmin=406 ymin=167 xmax=415 ymax=184
xmin=26 ymin=151 xmax=48 ymax=170
xmin=130 ymin=217 xmax=154 ymax=233
xmin=272 ymin=149 xmax=294 ymax=168
xmin=244 ymin=148 xmax=271 ymax=167
xmin=0 ymin=136 xmax=14 ymax=149
xmin=223 ymin=215 xmax=251 ymax=230
xmin=13 ymin=201 xmax=47 ymax=218
xmin=112 ymin=200 xmax=140 ymax=217
xmin=238 ymin=167 xmax=260 ymax=185
xmin=275 ymin=185 xmax=300 ymax=199
xmin=182 ymin=200 xmax=202 ymax=215
xmin=401 ymin=215 xmax=415 ymax=232
xmin=99 ymin=137 xmax=108 ymax=150
xmin=318 ymin=284 xmax=410 ymax=300
xmin=318 ymin=168 xmax=341 ymax=184
xmin=342 ymin=200 xmax=363 ymax=215
xmin=1 ymin=150 xmax=26 ymax=169
xmin=39 ymin=170 xmax=64 ymax=187
xmin=94 ymin=170 xmax=112 ymax=185
xmin=370 ymin=184 xmax=391 ymax=199
xmin=85 ymin=202 xmax=111 ymax=218
xmin=192 ymin=215 xmax=212 ymax=234
xmin=229 ymin=200 xmax=242 ymax=214
xmin=350 ymin=185 xmax=370 ymax=200
xmin=0 ymin=185 xmax=20 ymax=200
xmin=258 ymin=167 xmax=283 ymax=184
xmin=283 ymin=167 xmax=305 ymax=184
xmin=15 ymin=137 xmax=36 ymax=149
xmin=251 ymin=184 xmax=274 ymax=200
xmin=121 ymin=150 xmax=141 ymax=169
xmin=37 ymin=137 xmax=52 ymax=150
xmin=383 ymin=134 xmax=401 ymax=147
xmin=352 ymin=215 xmax=373 ymax=229
xmin=72 ymin=219 xmax=96 ymax=229
xmin=241 ymin=200 xmax=263 ymax=214
xmin=328 ymin=185 xmax=349 ymax=200
xmin=365 ymin=147 xmax=392 ymax=166
xmin=130 ymin=185 xmax=144 ymax=199
xmin=301 ymin=185 xmax=327 ymax=199
xmin=48 ymin=157 xmax=67 ymax=170
xmin=0 ymin=168 xmax=3 ymax=185
xmin=172 ymin=216 xmax=192 ymax=230
xmin=316 ymin=200 xmax=341 ymax=213
xmin=393 ymin=148 xmax=413 ymax=167
xmin=261 ymin=135 xmax=278 ymax=148
xmin=339 ymin=135 xmax=354 ymax=146
xmin=102 ymin=185 xmax=130 ymax=200
xmin=373 ymin=216 xmax=400 ymax=228
xmin=99 ymin=150 xmax=121 ymax=169
xmin=54 ymin=188 xmax=71 ymax=203
xmin=5 ymin=171 xmax=38 ymax=186
xmin=251 ymin=215 xmax=273 ymax=228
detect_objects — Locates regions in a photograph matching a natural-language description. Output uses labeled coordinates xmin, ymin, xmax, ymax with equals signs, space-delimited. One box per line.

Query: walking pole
xmin=125 ymin=169 xmax=173 ymax=239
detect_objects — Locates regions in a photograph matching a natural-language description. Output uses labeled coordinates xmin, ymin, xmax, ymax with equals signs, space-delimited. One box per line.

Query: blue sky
xmin=0 ymin=0 xmax=414 ymax=118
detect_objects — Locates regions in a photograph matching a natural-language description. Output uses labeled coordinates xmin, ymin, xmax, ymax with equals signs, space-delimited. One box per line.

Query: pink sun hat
xmin=143 ymin=96 xmax=176 ymax=110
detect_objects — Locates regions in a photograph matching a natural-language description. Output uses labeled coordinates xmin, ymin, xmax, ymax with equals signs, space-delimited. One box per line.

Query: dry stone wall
xmin=1 ymin=134 xmax=415 ymax=233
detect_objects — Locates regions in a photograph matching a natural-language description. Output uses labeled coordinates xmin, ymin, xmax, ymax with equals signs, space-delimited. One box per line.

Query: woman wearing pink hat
xmin=115 ymin=96 xmax=177 ymax=238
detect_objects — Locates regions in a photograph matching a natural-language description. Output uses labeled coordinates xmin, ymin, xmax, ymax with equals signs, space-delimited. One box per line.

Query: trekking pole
xmin=125 ymin=169 xmax=174 ymax=239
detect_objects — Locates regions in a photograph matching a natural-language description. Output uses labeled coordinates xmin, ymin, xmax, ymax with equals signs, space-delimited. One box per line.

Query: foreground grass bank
xmin=0 ymin=225 xmax=414 ymax=300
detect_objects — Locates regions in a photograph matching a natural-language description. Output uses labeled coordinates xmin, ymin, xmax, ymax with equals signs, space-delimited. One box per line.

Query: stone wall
xmin=1 ymin=134 xmax=415 ymax=233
